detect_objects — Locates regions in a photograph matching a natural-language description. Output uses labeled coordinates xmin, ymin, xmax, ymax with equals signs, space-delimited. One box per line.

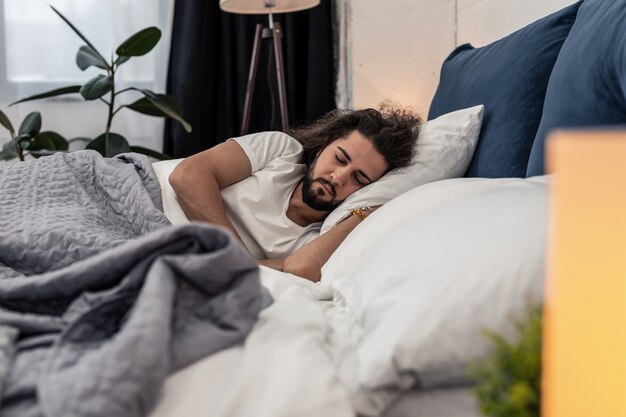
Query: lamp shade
xmin=219 ymin=0 xmax=319 ymax=14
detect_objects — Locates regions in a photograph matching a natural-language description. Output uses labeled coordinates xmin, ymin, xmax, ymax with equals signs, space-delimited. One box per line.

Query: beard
xmin=301 ymin=165 xmax=343 ymax=212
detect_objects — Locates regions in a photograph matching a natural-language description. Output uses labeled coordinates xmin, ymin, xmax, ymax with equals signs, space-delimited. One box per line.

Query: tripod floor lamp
xmin=219 ymin=0 xmax=320 ymax=135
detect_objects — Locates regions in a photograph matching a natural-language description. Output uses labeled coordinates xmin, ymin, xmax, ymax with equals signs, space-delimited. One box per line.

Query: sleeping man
xmin=169 ymin=106 xmax=421 ymax=281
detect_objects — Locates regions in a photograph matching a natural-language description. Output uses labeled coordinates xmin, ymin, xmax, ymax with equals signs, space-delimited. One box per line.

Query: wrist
xmin=349 ymin=206 xmax=375 ymax=221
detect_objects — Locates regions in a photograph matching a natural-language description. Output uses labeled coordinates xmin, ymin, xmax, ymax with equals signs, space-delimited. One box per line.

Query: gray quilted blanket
xmin=0 ymin=151 xmax=266 ymax=417
xmin=0 ymin=150 xmax=169 ymax=278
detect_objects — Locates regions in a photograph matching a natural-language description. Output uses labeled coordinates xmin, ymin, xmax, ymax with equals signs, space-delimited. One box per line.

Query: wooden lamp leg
xmin=240 ymin=24 xmax=263 ymax=136
xmin=240 ymin=22 xmax=290 ymax=136
xmin=272 ymin=22 xmax=289 ymax=132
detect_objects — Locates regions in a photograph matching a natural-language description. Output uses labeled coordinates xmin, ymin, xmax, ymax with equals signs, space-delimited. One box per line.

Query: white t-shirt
xmin=221 ymin=131 xmax=321 ymax=259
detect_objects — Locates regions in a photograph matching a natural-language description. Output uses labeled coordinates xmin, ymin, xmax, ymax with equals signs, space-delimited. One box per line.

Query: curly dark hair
xmin=289 ymin=104 xmax=422 ymax=172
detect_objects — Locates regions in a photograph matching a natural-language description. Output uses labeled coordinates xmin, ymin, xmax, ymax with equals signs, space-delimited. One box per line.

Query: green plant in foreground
xmin=471 ymin=306 xmax=542 ymax=417
xmin=7 ymin=5 xmax=191 ymax=159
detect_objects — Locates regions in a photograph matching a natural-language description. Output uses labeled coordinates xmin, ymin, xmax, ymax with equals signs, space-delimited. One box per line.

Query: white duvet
xmin=150 ymin=267 xmax=355 ymax=417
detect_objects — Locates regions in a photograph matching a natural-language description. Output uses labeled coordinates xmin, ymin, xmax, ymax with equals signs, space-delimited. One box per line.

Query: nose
xmin=330 ymin=167 xmax=349 ymax=186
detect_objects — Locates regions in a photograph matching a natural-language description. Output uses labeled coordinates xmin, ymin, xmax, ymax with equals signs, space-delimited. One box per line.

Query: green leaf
xmin=50 ymin=5 xmax=108 ymax=67
xmin=114 ymin=55 xmax=131 ymax=67
xmin=0 ymin=110 xmax=15 ymax=135
xmin=18 ymin=112 xmax=41 ymax=137
xmin=116 ymin=27 xmax=161 ymax=57
xmin=129 ymin=145 xmax=172 ymax=160
xmin=471 ymin=306 xmax=542 ymax=417
xmin=15 ymin=133 xmax=32 ymax=147
xmin=31 ymin=131 xmax=69 ymax=151
xmin=76 ymin=45 xmax=109 ymax=70
xmin=0 ymin=140 xmax=18 ymax=160
xmin=125 ymin=95 xmax=181 ymax=117
xmin=130 ymin=88 xmax=192 ymax=133
xmin=10 ymin=85 xmax=82 ymax=106
xmin=86 ymin=132 xmax=131 ymax=157
xmin=27 ymin=132 xmax=69 ymax=158
xmin=80 ymin=75 xmax=113 ymax=100
xmin=28 ymin=134 xmax=55 ymax=151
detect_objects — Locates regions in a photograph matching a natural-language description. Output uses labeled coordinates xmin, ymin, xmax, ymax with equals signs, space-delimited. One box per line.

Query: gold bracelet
xmin=349 ymin=206 xmax=375 ymax=221
xmin=349 ymin=209 xmax=366 ymax=220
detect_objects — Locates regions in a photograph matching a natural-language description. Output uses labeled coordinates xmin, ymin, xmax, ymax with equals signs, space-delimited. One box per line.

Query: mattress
xmin=381 ymin=386 xmax=480 ymax=417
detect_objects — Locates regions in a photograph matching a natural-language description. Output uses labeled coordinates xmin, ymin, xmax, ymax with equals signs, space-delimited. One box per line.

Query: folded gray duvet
xmin=0 ymin=151 xmax=266 ymax=417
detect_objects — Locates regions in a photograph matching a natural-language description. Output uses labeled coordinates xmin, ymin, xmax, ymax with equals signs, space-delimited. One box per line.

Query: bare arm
xmin=258 ymin=258 xmax=285 ymax=270
xmin=168 ymin=140 xmax=251 ymax=242
xmin=276 ymin=208 xmax=377 ymax=282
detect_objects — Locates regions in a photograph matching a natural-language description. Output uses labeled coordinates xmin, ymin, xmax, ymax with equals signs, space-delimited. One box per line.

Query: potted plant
xmin=2 ymin=5 xmax=190 ymax=160
xmin=471 ymin=306 xmax=542 ymax=417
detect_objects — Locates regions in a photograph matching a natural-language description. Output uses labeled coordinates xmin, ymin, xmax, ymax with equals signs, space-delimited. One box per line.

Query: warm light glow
xmin=219 ymin=0 xmax=319 ymax=14
xmin=543 ymin=130 xmax=626 ymax=417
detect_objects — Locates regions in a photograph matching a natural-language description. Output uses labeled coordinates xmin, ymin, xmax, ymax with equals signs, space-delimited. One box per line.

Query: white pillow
xmin=321 ymin=175 xmax=550 ymax=416
xmin=152 ymin=159 xmax=190 ymax=225
xmin=320 ymin=105 xmax=484 ymax=233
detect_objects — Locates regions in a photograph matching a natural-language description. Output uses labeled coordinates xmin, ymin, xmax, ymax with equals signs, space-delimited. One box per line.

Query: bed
xmin=2 ymin=0 xmax=626 ymax=415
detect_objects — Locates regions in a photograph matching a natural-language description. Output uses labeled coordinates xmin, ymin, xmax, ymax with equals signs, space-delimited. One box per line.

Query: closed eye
xmin=336 ymin=150 xmax=371 ymax=185
xmin=335 ymin=155 xmax=347 ymax=164
xmin=353 ymin=174 xmax=366 ymax=186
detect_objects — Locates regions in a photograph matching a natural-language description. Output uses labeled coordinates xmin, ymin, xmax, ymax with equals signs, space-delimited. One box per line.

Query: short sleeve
xmin=229 ymin=131 xmax=303 ymax=173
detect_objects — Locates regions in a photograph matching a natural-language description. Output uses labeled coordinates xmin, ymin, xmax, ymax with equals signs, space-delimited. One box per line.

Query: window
xmin=0 ymin=0 xmax=171 ymax=101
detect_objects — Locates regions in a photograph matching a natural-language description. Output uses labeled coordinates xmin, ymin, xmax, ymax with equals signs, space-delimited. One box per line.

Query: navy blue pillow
xmin=428 ymin=1 xmax=582 ymax=178
xmin=527 ymin=0 xmax=626 ymax=176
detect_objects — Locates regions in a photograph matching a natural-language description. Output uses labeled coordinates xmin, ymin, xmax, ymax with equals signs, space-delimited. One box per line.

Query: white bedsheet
xmin=150 ymin=266 xmax=354 ymax=417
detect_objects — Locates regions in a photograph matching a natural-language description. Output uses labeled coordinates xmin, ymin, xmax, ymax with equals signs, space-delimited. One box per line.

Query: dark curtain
xmin=164 ymin=0 xmax=336 ymax=157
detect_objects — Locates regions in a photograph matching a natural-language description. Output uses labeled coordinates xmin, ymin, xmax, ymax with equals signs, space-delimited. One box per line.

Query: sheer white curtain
xmin=334 ymin=0 xmax=352 ymax=110
xmin=0 ymin=0 xmax=175 ymax=151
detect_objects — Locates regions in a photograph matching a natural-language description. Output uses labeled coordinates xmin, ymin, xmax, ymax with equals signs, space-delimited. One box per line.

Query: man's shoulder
xmin=233 ymin=131 xmax=301 ymax=149
xmin=230 ymin=131 xmax=303 ymax=172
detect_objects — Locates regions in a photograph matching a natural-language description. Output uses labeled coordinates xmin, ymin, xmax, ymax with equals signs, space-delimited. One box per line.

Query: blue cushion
xmin=429 ymin=1 xmax=582 ymax=178
xmin=527 ymin=0 xmax=626 ymax=176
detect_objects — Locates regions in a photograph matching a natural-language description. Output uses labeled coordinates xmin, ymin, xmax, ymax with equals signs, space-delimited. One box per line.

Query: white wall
xmin=348 ymin=0 xmax=456 ymax=116
xmin=346 ymin=0 xmax=577 ymax=115
xmin=457 ymin=0 xmax=575 ymax=47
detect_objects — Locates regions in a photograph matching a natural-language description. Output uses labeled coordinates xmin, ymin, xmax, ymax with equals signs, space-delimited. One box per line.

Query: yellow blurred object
xmin=543 ymin=130 xmax=626 ymax=417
